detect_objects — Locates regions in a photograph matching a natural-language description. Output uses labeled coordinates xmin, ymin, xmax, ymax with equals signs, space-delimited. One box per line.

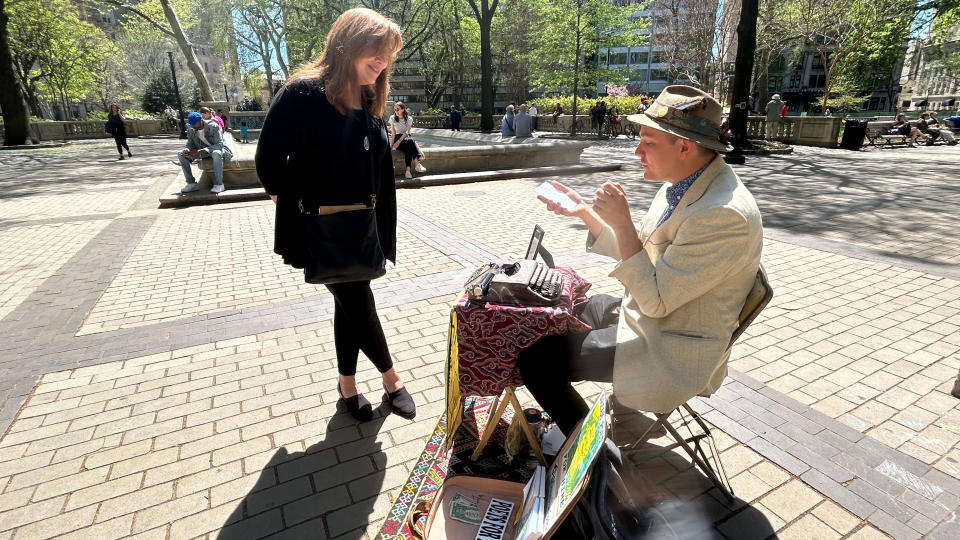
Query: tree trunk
xmin=571 ymin=6 xmax=582 ymax=137
xmin=730 ymin=0 xmax=758 ymax=153
xmin=159 ymin=0 xmax=213 ymax=101
xmin=0 ymin=0 xmax=30 ymax=145
xmin=821 ymin=53 xmax=832 ymax=113
xmin=479 ymin=17 xmax=494 ymax=131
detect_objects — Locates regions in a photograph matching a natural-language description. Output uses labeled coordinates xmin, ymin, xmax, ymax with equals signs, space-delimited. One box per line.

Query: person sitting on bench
xmin=517 ymin=85 xmax=764 ymax=436
xmin=889 ymin=114 xmax=923 ymax=146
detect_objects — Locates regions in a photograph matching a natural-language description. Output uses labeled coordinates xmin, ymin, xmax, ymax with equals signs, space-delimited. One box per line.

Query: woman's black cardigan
xmin=255 ymin=78 xmax=397 ymax=272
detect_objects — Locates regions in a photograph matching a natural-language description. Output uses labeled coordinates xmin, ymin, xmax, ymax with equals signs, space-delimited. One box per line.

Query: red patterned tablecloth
xmin=454 ymin=266 xmax=593 ymax=397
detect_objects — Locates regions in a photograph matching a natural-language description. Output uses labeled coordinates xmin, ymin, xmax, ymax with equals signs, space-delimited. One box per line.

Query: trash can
xmin=840 ymin=119 xmax=868 ymax=150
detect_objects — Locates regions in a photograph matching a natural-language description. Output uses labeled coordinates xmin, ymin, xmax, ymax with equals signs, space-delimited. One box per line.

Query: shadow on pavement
xmin=216 ymin=402 xmax=390 ymax=539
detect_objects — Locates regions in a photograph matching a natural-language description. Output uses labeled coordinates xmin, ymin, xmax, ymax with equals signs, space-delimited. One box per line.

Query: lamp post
xmin=167 ymin=51 xmax=187 ymax=139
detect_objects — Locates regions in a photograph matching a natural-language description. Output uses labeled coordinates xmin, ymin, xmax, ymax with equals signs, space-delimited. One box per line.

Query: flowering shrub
xmin=606 ymin=85 xmax=629 ymax=98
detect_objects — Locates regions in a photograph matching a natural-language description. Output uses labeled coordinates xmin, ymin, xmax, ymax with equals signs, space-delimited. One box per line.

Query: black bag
xmin=300 ymin=113 xmax=386 ymax=284
xmin=554 ymin=439 xmax=678 ymax=540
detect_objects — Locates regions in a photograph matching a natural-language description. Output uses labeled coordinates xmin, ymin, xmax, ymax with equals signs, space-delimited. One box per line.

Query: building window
xmin=789 ymin=72 xmax=802 ymax=88
xmin=811 ymin=55 xmax=824 ymax=69
xmin=630 ymin=51 xmax=648 ymax=65
xmin=808 ymin=74 xmax=826 ymax=87
xmin=651 ymin=69 xmax=668 ymax=81
xmin=650 ymin=51 xmax=664 ymax=64
xmin=610 ymin=52 xmax=627 ymax=65
xmin=631 ymin=69 xmax=648 ymax=82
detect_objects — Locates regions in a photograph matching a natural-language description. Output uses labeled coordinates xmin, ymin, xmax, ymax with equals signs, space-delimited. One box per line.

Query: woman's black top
xmin=255 ymin=78 xmax=397 ymax=271
xmin=106 ymin=113 xmax=125 ymax=135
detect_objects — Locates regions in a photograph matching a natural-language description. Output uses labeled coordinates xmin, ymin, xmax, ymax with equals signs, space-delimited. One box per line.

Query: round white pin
xmin=363 ymin=136 xmax=370 ymax=151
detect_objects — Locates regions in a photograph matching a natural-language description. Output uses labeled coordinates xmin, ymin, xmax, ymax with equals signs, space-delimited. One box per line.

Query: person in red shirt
xmin=781 ymin=103 xmax=788 ymax=117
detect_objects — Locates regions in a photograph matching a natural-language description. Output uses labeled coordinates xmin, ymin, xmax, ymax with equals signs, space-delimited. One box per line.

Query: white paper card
xmin=535 ymin=182 xmax=578 ymax=212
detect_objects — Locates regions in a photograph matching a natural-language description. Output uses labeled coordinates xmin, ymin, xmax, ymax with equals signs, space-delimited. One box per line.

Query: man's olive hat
xmin=627 ymin=85 xmax=732 ymax=152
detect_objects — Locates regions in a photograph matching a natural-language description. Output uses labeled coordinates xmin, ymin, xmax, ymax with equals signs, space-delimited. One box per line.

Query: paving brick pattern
xmin=77 ymin=208 xmax=462 ymax=334
xmin=0 ymin=138 xmax=958 ymax=538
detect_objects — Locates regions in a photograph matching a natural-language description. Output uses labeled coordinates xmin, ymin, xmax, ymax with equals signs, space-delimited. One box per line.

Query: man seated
xmin=917 ymin=113 xmax=940 ymax=145
xmin=518 ymin=85 xmax=763 ymax=436
xmin=179 ymin=111 xmax=233 ymax=194
xmin=514 ymin=104 xmax=534 ymax=138
xmin=927 ymin=112 xmax=957 ymax=145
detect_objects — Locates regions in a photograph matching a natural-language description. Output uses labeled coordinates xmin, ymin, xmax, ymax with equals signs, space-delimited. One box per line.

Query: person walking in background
xmin=765 ymin=94 xmax=784 ymax=140
xmin=240 ymin=121 xmax=249 ymax=143
xmin=449 ymin=105 xmax=462 ymax=131
xmin=501 ymin=104 xmax=515 ymax=137
xmin=780 ymin=102 xmax=788 ymax=118
xmin=390 ymin=101 xmax=426 ymax=178
xmin=529 ymin=102 xmax=538 ymax=130
xmin=255 ymin=8 xmax=415 ymax=423
xmin=105 ymin=104 xmax=132 ymax=160
xmin=178 ymin=111 xmax=233 ymax=193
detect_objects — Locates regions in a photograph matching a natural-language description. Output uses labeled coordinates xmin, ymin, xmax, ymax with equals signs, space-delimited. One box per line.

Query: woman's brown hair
xmin=289 ymin=8 xmax=402 ymax=117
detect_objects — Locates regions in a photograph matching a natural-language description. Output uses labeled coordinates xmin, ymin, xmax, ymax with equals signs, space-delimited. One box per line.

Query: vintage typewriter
xmin=463 ymin=226 xmax=565 ymax=306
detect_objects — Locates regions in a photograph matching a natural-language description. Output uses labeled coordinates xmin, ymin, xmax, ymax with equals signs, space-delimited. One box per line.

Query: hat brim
xmin=626 ymin=113 xmax=733 ymax=153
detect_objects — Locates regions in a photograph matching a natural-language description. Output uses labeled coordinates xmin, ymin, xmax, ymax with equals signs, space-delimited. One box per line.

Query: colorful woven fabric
xmin=374 ymin=397 xmax=540 ymax=540
xmin=455 ymin=266 xmax=592 ymax=397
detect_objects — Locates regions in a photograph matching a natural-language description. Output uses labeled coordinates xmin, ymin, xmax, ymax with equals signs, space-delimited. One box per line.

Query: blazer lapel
xmin=646 ymin=155 xmax=726 ymax=245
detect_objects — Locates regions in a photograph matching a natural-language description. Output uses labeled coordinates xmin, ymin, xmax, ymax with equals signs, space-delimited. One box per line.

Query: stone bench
xmin=390 ymin=139 xmax=590 ymax=176
xmin=195 ymin=134 xmax=261 ymax=188
xmin=196 ymin=136 xmax=592 ymax=187
xmin=865 ymin=121 xmax=925 ymax=147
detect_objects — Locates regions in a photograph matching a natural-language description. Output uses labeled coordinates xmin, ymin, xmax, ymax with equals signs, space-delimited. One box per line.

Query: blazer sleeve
xmin=609 ymin=206 xmax=751 ymax=319
xmin=256 ymin=86 xmax=297 ymax=196
xmin=586 ymin=224 xmax=626 ymax=260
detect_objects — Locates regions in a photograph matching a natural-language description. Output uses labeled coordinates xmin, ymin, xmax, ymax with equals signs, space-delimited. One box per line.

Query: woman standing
xmin=255 ymin=8 xmax=415 ymax=422
xmin=389 ymin=102 xmax=426 ymax=179
xmin=106 ymin=104 xmax=132 ymax=160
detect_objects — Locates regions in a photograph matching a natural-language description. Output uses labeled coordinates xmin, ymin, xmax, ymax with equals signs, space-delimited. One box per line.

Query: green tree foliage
xmin=140 ymin=66 xmax=194 ymax=114
xmin=780 ymin=0 xmax=917 ymax=112
xmin=141 ymin=67 xmax=179 ymax=114
xmin=531 ymin=0 xmax=644 ymax=132
xmin=926 ymin=3 xmax=960 ymax=86
xmin=8 ymin=0 xmax=119 ymax=118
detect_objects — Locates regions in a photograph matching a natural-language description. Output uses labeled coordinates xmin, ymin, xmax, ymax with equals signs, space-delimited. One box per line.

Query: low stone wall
xmin=745 ymin=115 xmax=843 ymax=147
xmin=0 ymin=119 xmax=174 ymax=144
xmin=412 ymin=114 xmax=593 ymax=134
xmin=410 ymin=113 xmax=844 ymax=147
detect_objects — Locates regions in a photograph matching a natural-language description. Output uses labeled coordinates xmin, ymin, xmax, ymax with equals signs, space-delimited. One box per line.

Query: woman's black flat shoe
xmin=383 ymin=384 xmax=416 ymax=419
xmin=338 ymin=382 xmax=374 ymax=422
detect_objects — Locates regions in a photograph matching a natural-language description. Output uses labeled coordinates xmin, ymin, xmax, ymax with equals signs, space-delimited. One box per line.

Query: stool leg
xmin=505 ymin=388 xmax=547 ymax=466
xmin=662 ymin=419 xmax=735 ymax=502
xmin=471 ymin=392 xmax=510 ymax=461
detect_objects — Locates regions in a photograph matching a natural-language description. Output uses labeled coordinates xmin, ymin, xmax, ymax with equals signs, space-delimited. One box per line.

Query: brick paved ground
xmin=0 ymin=137 xmax=957 ymax=538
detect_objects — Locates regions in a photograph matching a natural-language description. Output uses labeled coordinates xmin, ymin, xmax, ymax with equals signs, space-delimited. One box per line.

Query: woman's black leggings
xmin=393 ymin=134 xmax=421 ymax=167
xmin=113 ymin=133 xmax=129 ymax=153
xmin=324 ymin=280 xmax=393 ymax=376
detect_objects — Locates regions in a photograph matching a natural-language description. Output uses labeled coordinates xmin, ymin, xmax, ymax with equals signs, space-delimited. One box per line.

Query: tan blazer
xmin=587 ymin=155 xmax=763 ymax=413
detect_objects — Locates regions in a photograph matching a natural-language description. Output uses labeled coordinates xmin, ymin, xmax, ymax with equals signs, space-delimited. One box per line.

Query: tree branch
xmin=103 ymin=0 xmax=175 ymax=38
